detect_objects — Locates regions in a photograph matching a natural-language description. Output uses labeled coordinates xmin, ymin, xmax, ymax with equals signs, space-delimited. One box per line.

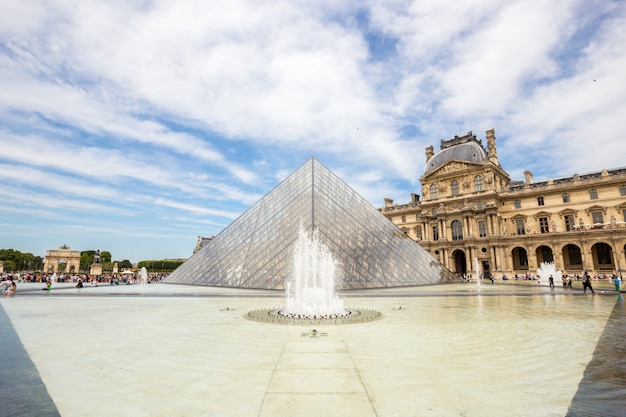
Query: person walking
xmin=615 ymin=276 xmax=621 ymax=293
xmin=582 ymin=273 xmax=595 ymax=294
xmin=549 ymin=275 xmax=554 ymax=288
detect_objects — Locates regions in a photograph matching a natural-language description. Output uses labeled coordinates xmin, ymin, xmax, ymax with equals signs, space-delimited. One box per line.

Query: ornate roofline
xmin=440 ymin=131 xmax=484 ymax=151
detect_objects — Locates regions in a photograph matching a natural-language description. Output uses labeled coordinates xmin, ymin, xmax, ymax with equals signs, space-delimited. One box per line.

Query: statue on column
xmin=93 ymin=250 xmax=102 ymax=264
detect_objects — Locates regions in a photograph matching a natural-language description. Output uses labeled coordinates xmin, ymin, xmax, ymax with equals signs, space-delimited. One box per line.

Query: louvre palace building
xmin=380 ymin=129 xmax=626 ymax=279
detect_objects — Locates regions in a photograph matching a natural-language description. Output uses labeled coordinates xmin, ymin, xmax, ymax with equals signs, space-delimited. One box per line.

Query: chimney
xmin=524 ymin=170 xmax=533 ymax=185
xmin=486 ymin=129 xmax=499 ymax=165
xmin=411 ymin=193 xmax=420 ymax=203
xmin=384 ymin=198 xmax=394 ymax=208
xmin=425 ymin=145 xmax=434 ymax=162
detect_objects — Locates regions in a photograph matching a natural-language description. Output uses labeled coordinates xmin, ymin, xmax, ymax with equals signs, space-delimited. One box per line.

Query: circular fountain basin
xmin=245 ymin=307 xmax=382 ymax=325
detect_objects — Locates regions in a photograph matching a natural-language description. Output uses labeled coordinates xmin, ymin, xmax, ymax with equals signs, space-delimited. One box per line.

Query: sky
xmin=1 ymin=0 xmax=625 ymax=263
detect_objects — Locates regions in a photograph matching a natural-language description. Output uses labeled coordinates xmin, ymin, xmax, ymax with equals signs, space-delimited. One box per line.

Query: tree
xmin=118 ymin=259 xmax=132 ymax=269
xmin=80 ymin=252 xmax=93 ymax=272
xmin=2 ymin=260 xmax=16 ymax=271
xmin=101 ymin=251 xmax=112 ymax=263
xmin=0 ymin=249 xmax=44 ymax=271
xmin=137 ymin=259 xmax=184 ymax=272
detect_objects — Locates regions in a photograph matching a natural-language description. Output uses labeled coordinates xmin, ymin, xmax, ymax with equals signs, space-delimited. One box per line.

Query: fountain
xmin=475 ymin=258 xmax=481 ymax=288
xmin=281 ymin=226 xmax=346 ymax=318
xmin=139 ymin=267 xmax=148 ymax=288
xmin=246 ymin=226 xmax=380 ymax=325
xmin=536 ymin=262 xmax=563 ymax=286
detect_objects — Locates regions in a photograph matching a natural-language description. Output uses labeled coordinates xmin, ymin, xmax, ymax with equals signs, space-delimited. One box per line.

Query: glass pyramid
xmin=166 ymin=158 xmax=456 ymax=289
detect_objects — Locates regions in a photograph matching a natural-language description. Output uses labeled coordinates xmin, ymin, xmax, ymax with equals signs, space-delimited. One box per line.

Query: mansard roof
xmin=424 ymin=132 xmax=488 ymax=175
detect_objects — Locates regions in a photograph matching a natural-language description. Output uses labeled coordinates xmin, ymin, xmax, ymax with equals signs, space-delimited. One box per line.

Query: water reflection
xmin=566 ymin=294 xmax=626 ymax=416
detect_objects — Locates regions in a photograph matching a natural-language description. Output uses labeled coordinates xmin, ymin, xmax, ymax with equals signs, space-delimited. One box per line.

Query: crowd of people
xmin=2 ymin=272 xmax=170 ymax=295
xmin=455 ymin=271 xmax=622 ymax=293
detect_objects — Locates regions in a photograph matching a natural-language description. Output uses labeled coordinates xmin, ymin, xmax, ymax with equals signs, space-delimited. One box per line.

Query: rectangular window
xmin=589 ymin=189 xmax=598 ymax=200
xmin=538 ymin=196 xmax=545 ymax=206
xmin=620 ymin=185 xmax=626 ymax=196
xmin=564 ymin=214 xmax=575 ymax=231
xmin=562 ymin=193 xmax=570 ymax=203
xmin=592 ymin=212 xmax=604 ymax=225
xmin=474 ymin=176 xmax=483 ymax=192
xmin=516 ymin=219 xmax=525 ymax=235
xmin=514 ymin=199 xmax=521 ymax=209
xmin=623 ymin=209 xmax=626 ymax=223
xmin=430 ymin=184 xmax=438 ymax=199
xmin=478 ymin=220 xmax=487 ymax=237
xmin=539 ymin=217 xmax=549 ymax=233
xmin=432 ymin=225 xmax=439 ymax=241
xmin=432 ymin=207 xmax=437 ymax=216
xmin=477 ymin=201 xmax=483 ymax=210
xmin=401 ymin=215 xmax=406 ymax=223
xmin=451 ymin=180 xmax=459 ymax=196
xmin=416 ymin=227 xmax=422 ymax=240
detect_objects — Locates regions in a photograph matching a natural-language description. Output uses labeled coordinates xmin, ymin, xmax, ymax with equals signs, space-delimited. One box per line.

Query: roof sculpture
xmin=166 ymin=158 xmax=455 ymax=289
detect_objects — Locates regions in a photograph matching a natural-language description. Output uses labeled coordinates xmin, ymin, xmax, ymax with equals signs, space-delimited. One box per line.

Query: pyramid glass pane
xmin=166 ymin=158 xmax=456 ymax=289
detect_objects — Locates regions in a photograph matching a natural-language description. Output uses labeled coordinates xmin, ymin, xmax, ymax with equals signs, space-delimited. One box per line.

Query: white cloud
xmin=0 ymin=0 xmax=624 ymax=259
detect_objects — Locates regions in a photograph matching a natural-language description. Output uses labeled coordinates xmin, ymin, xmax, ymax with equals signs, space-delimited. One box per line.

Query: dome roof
xmin=424 ymin=141 xmax=487 ymax=175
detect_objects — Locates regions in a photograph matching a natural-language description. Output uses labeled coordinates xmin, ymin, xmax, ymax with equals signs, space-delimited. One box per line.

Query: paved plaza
xmin=1 ymin=282 xmax=625 ymax=416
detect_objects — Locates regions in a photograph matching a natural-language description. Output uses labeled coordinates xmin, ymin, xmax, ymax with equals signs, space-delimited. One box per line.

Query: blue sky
xmin=1 ymin=0 xmax=625 ymax=263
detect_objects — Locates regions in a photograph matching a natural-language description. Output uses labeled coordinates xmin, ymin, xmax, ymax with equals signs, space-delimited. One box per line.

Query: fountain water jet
xmin=139 ymin=267 xmax=148 ymax=289
xmin=246 ymin=226 xmax=380 ymax=325
xmin=536 ymin=262 xmax=562 ymax=286
xmin=281 ymin=226 xmax=346 ymax=318
xmin=475 ymin=258 xmax=481 ymax=288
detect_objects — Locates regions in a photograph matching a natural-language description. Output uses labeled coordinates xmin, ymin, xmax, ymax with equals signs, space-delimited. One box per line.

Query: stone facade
xmin=381 ymin=129 xmax=626 ymax=278
xmin=43 ymin=246 xmax=81 ymax=273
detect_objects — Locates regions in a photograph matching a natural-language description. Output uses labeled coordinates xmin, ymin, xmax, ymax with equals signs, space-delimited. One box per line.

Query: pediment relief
xmin=423 ymin=160 xmax=482 ymax=179
xmin=585 ymin=204 xmax=607 ymax=214
xmin=533 ymin=211 xmax=552 ymax=220
xmin=557 ymin=208 xmax=578 ymax=218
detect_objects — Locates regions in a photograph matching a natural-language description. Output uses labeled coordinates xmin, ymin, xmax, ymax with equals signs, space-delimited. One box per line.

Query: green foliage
xmin=0 ymin=249 xmax=43 ymax=271
xmin=80 ymin=252 xmax=93 ymax=272
xmin=137 ymin=259 xmax=184 ymax=272
xmin=79 ymin=250 xmax=111 ymax=272
xmin=2 ymin=260 xmax=16 ymax=271
xmin=118 ymin=259 xmax=132 ymax=269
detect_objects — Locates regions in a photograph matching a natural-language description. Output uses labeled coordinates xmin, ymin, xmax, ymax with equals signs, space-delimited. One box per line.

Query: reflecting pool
xmin=1 ymin=283 xmax=624 ymax=416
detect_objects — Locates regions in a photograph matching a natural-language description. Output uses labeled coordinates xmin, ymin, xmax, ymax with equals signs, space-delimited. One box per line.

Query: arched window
xmin=474 ymin=175 xmax=483 ymax=192
xmin=430 ymin=184 xmax=438 ymax=199
xmin=451 ymin=220 xmax=463 ymax=240
xmin=451 ymin=180 xmax=459 ymax=196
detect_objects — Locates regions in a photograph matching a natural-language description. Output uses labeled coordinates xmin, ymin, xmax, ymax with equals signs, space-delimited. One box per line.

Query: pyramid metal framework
xmin=166 ymin=158 xmax=456 ymax=289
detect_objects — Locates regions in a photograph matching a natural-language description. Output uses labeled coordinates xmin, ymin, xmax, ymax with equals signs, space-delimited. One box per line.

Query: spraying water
xmin=475 ymin=258 xmax=481 ymax=288
xmin=140 ymin=267 xmax=148 ymax=289
xmin=536 ymin=262 xmax=563 ymax=286
xmin=282 ymin=226 xmax=346 ymax=318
